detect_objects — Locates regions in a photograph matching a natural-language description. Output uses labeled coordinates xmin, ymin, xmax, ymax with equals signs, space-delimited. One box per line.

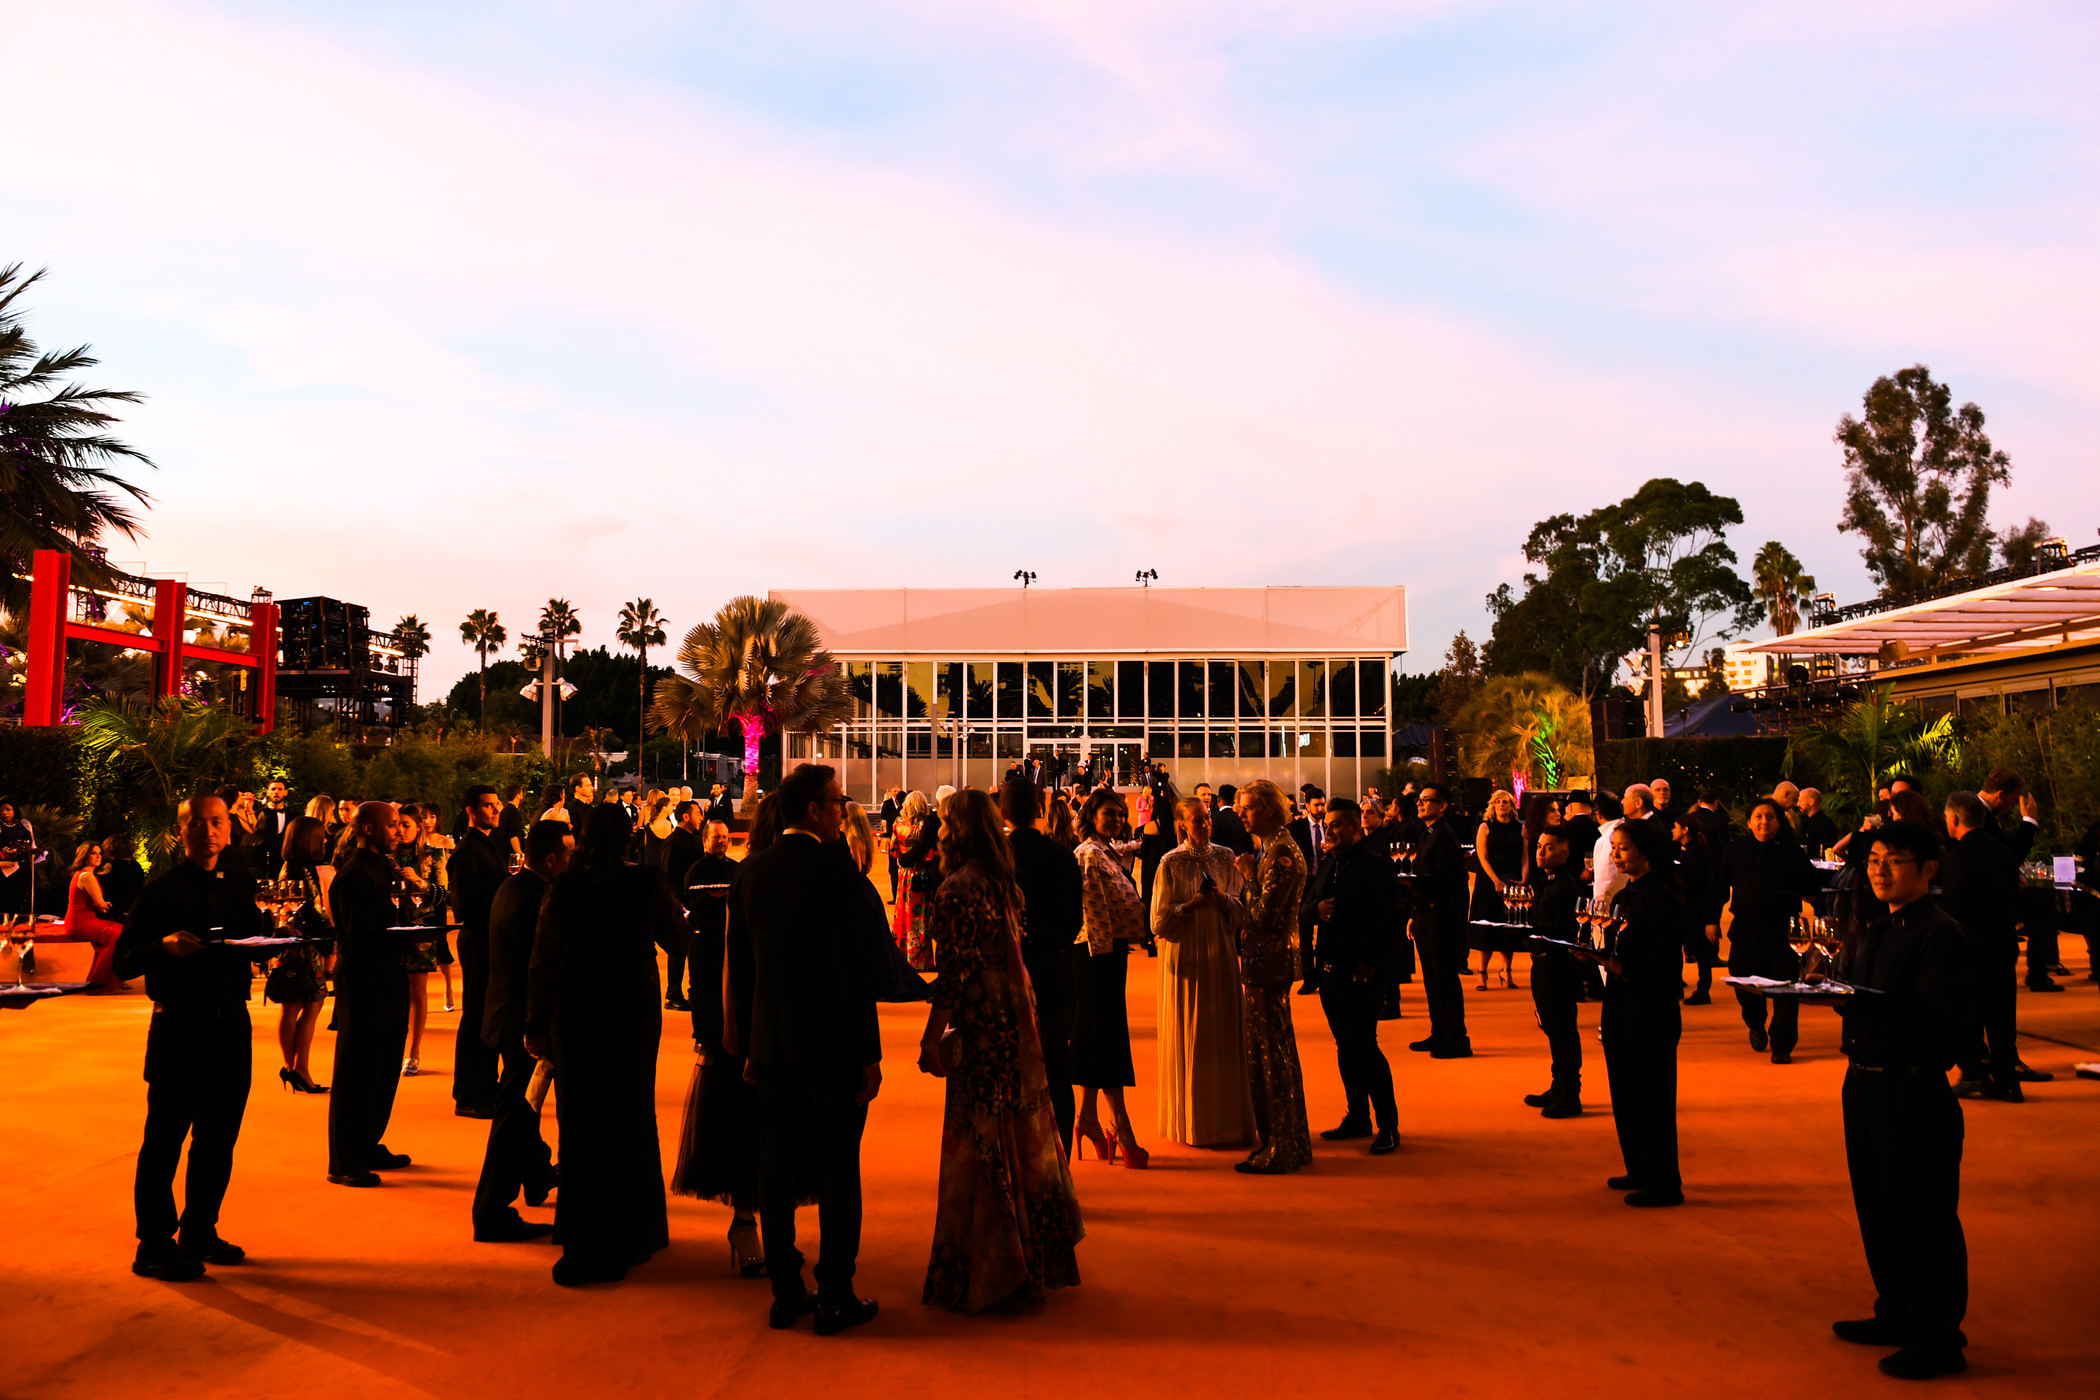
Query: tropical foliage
xmin=650 ymin=595 xmax=851 ymax=797
xmin=1751 ymin=541 xmax=1817 ymax=638
xmin=1783 ymin=684 xmax=1959 ymax=811
xmin=459 ymin=607 xmax=506 ymax=725
xmin=1451 ymin=672 xmax=1593 ymax=789
xmin=616 ymin=597 xmax=667 ymax=773
xmin=74 ymin=695 xmax=256 ymax=860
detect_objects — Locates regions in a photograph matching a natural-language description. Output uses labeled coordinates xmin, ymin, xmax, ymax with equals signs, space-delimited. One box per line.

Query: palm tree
xmin=1786 ymin=683 xmax=1959 ymax=809
xmin=1753 ymin=541 xmax=1817 ymax=638
xmin=1452 ymin=673 xmax=1594 ymax=790
xmin=534 ymin=598 xmax=582 ymax=734
xmin=76 ymin=695 xmax=255 ymax=863
xmin=616 ymin=598 xmax=668 ymax=779
xmin=459 ymin=608 xmax=507 ymax=727
xmin=650 ymin=595 xmax=852 ymax=804
xmin=0 ymin=263 xmax=153 ymax=615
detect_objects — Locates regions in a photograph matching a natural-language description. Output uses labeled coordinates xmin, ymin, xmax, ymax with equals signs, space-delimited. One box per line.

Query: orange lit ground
xmin=7 ymin=919 xmax=2099 ymax=1399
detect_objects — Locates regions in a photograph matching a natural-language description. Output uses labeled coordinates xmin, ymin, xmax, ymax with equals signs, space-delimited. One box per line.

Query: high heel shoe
xmin=1114 ymin=1133 xmax=1149 ymax=1170
xmin=1076 ymin=1123 xmax=1112 ymax=1162
xmin=728 ymin=1219 xmax=766 ymax=1278
xmin=279 ymin=1067 xmax=299 ymax=1092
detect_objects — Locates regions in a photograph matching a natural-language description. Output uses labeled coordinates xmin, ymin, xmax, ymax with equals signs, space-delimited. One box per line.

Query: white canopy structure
xmin=1743 ymin=560 xmax=2100 ymax=666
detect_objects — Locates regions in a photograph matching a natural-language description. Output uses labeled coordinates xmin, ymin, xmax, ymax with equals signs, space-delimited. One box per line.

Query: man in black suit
xmin=1978 ymin=768 xmax=2054 ymax=991
xmin=735 ymin=763 xmax=882 ymax=1336
xmin=659 ymin=801 xmax=709 ymax=1009
xmin=1408 ymin=784 xmax=1472 ymax=1058
xmin=1561 ymin=792 xmax=1604 ymax=880
xmin=471 ymin=820 xmax=566 ymax=1241
xmin=255 ymin=778 xmax=294 ymax=874
xmin=1686 ymin=788 xmax=1730 ymax=865
xmin=1195 ymin=783 xmax=1251 ymax=855
xmin=326 ymin=802 xmax=415 ymax=1187
xmin=705 ymin=782 xmax=735 ymax=828
xmin=1798 ymin=787 xmax=1841 ymax=856
xmin=1833 ymin=821 xmax=1973 ymax=1381
xmin=1003 ymin=778 xmax=1081 ymax=1153
xmin=561 ymin=773 xmax=595 ymax=830
xmin=1647 ymin=777 xmax=1677 ymax=832
xmin=1288 ymin=792 xmax=1328 ymax=994
xmin=1943 ymin=792 xmax=2026 ymax=1102
xmin=1312 ymin=799 xmax=1401 ymax=1155
xmin=450 ymin=785 xmax=510 ymax=1119
xmin=116 ymin=794 xmax=264 ymax=1280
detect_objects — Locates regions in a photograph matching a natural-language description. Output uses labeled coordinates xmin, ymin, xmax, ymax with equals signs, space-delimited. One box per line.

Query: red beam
xmin=255 ymin=602 xmax=278 ymax=735
xmin=152 ymin=579 xmax=187 ymax=699
xmin=25 ymin=550 xmax=69 ymax=725
xmin=63 ymin=621 xmax=166 ymax=653
xmin=185 ymin=642 xmax=263 ymax=669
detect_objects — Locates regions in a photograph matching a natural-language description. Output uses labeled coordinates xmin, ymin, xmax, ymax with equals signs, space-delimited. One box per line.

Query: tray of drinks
xmin=1724 ymin=975 xmax=1883 ymax=1001
xmin=0 ymin=981 xmax=93 ymax=1009
xmin=221 ymin=935 xmax=329 ymax=949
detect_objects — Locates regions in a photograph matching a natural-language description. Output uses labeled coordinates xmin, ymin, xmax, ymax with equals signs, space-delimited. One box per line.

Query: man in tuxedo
xmin=326 ymin=802 xmax=415 ymax=1187
xmin=449 ymin=785 xmax=510 ymax=1119
xmin=1003 ymin=778 xmax=1081 ymax=1153
xmin=116 ymin=794 xmax=264 ymax=1280
xmin=1561 ymin=793 xmax=1603 ymax=877
xmin=1288 ymin=792 xmax=1328 ymax=994
xmin=1407 ymin=784 xmax=1472 ymax=1057
xmin=255 ymin=779 xmax=294 ymax=874
xmin=1943 ymin=792 xmax=2024 ymax=1103
xmin=705 ymin=782 xmax=734 ymax=828
xmin=658 ymin=801 xmax=709 ymax=1009
xmin=1200 ymin=783 xmax=1252 ymax=855
xmin=1312 ymin=800 xmax=1401 ymax=1155
xmin=1524 ymin=828 xmax=1584 ymax=1117
xmin=735 ymin=763 xmax=882 ymax=1336
xmin=471 ymin=820 xmax=566 ymax=1241
xmin=1978 ymin=768 xmax=2054 ymax=991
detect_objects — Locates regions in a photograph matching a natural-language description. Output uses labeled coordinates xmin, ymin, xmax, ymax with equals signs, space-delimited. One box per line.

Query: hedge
xmin=1594 ymin=736 xmax=1818 ymax=817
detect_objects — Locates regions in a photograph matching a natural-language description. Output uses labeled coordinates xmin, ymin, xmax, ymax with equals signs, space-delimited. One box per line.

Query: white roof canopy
xmin=1743 ymin=561 xmax=2100 ymax=662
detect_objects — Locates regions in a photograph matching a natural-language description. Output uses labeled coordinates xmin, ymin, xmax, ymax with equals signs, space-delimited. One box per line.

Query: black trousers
xmin=453 ymin=926 xmax=499 ymax=1110
xmin=1601 ymin=993 xmax=1680 ymax=1192
xmin=1530 ymin=950 xmax=1583 ymax=1089
xmin=1319 ymin=972 xmax=1396 ymax=1131
xmin=1956 ymin=933 xmax=2019 ymax=1087
xmin=1024 ymin=945 xmax=1076 ymax=1155
xmin=755 ymin=1063 xmax=869 ymax=1305
xmin=1733 ymin=929 xmax=1800 ymax=1054
xmin=1734 ymin=986 xmax=1799 ymax=1054
xmin=658 ymin=922 xmax=691 ymax=1004
xmin=1411 ymin=907 xmax=1469 ymax=1046
xmin=472 ymin=1036 xmax=554 ymax=1230
xmin=328 ymin=969 xmax=410 ymax=1176
xmin=1843 ymin=1066 xmax=1967 ymax=1351
xmin=2020 ymin=888 xmax=2060 ymax=982
xmin=134 ymin=1007 xmax=251 ymax=1244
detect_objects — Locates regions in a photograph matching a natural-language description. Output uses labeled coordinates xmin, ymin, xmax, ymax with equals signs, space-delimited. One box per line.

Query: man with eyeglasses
xmin=1828 ymin=820 xmax=1973 ymax=1380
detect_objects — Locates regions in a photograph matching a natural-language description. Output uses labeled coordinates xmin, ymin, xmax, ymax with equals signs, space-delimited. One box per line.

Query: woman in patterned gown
xmin=1150 ymin=798 xmax=1255 ymax=1148
xmin=891 ymin=791 xmax=936 ymax=970
xmin=917 ymin=788 xmax=1083 ymax=1313
xmin=1231 ymin=780 xmax=1314 ymax=1175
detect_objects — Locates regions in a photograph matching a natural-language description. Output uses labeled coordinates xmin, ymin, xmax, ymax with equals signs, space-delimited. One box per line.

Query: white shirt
xmin=1593 ymin=818 xmax=1625 ymax=904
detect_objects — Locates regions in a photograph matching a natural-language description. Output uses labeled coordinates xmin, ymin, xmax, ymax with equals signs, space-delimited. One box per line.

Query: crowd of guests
xmin=10 ymin=746 xmax=2090 ymax=1375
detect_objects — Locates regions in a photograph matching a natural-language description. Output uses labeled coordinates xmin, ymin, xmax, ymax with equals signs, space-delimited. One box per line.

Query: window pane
xmin=1209 ymin=730 xmax=1235 ymax=758
xmin=1087 ymin=661 xmax=1115 ymax=720
xmin=1178 ymin=730 xmax=1204 ymax=759
xmin=996 ymin=662 xmax=1023 ymax=719
xmin=967 ymin=730 xmax=994 ymax=758
xmin=876 ymin=728 xmax=901 ymax=757
xmin=847 ymin=661 xmax=873 ymax=720
xmin=1240 ymin=728 xmax=1267 ymax=756
xmin=906 ymin=662 xmax=935 ymax=720
xmin=968 ymin=662 xmax=995 ymax=718
xmin=1268 ymin=661 xmax=1296 ymax=718
xmin=1333 ymin=729 xmax=1358 ymax=758
xmin=1208 ymin=660 xmax=1234 ymax=718
xmin=996 ymin=731 xmax=1023 ymax=758
xmin=1298 ymin=659 xmax=1326 ymax=719
xmin=1179 ymin=660 xmax=1205 ymax=719
xmin=1027 ymin=660 xmax=1054 ymax=719
xmin=1360 ymin=729 xmax=1386 ymax=757
xmin=1148 ymin=730 xmax=1175 ymax=758
xmin=1330 ymin=658 xmax=1357 ymax=717
xmin=906 ymin=729 xmax=932 ymax=757
xmin=1117 ymin=661 xmax=1145 ymax=718
xmin=1299 ymin=727 xmax=1327 ymax=758
xmin=1239 ymin=660 xmax=1264 ymax=718
xmin=877 ymin=662 xmax=904 ymax=719
xmin=1058 ymin=661 xmax=1084 ymax=718
xmin=936 ymin=662 xmax=962 ymax=720
xmin=1148 ymin=661 xmax=1175 ymax=718
xmin=1360 ymin=658 xmax=1387 ymax=717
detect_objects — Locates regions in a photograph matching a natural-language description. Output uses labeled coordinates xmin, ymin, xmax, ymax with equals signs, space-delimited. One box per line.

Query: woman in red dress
xmin=64 ymin=842 xmax=126 ymax=989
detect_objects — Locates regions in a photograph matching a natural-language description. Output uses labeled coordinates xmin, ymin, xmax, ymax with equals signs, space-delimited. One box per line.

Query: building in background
xmin=777 ymin=585 xmax=1407 ymax=799
xmin=275 ymin=597 xmax=415 ymax=735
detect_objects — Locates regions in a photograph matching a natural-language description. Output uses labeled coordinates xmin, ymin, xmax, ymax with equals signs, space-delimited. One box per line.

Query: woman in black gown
xmin=527 ymin=803 xmax=681 ymax=1287
xmin=1590 ymin=817 xmax=1685 ymax=1207
xmin=1719 ymin=797 xmax=1816 ymax=1064
xmin=1469 ymin=789 xmax=1527 ymax=988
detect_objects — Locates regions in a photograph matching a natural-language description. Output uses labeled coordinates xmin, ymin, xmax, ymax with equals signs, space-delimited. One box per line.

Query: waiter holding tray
xmin=326 ymin=801 xmax=418 ymax=1188
xmin=116 ymin=793 xmax=264 ymax=1281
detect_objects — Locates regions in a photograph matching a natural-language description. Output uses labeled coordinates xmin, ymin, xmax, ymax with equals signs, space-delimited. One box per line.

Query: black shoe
xmin=132 ymin=1242 xmax=206 ymax=1281
xmin=1606 ymin=1175 xmax=1641 ymax=1191
xmin=369 ymin=1149 xmax=412 ymax=1171
xmin=1368 ymin=1128 xmax=1399 ymax=1156
xmin=454 ymin=1104 xmax=495 ymax=1120
xmin=1771 ymin=1050 xmax=1792 ymax=1065
xmin=552 ymin=1256 xmax=626 ymax=1288
xmin=1541 ymin=1091 xmax=1583 ymax=1119
xmin=1407 ymin=1035 xmax=1439 ymax=1052
xmin=769 ymin=1291 xmax=819 ymax=1329
xmin=1683 ymin=990 xmax=1712 ymax=1005
xmin=1430 ymin=1040 xmax=1473 ymax=1059
xmin=1297 ymin=978 xmax=1321 ymax=997
xmin=178 ymin=1234 xmax=246 ymax=1265
xmin=1522 ymin=1086 xmax=1558 ymax=1107
xmin=665 ymin=996 xmax=689 ymax=1010
xmin=2014 ymin=1063 xmax=2054 ymax=1083
xmin=1952 ymin=1078 xmax=1985 ymax=1099
xmin=1320 ymin=1118 xmax=1373 ymax=1141
xmin=525 ymin=1166 xmax=558 ymax=1209
xmin=1234 ymin=1158 xmax=1293 ymax=1175
xmin=1624 ymin=1189 xmax=1684 ymax=1207
xmin=328 ymin=1171 xmax=383 ymax=1187
xmin=476 ymin=1213 xmax=556 ymax=1243
xmin=1749 ymin=1027 xmax=1769 ymax=1053
xmin=1832 ymin=1317 xmax=1904 ymax=1347
xmin=814 ymin=1295 xmax=880 ymax=1336
xmin=2026 ymin=978 xmax=2064 ymax=993
xmin=1980 ymin=1082 xmax=2024 ymax=1103
xmin=1878 ymin=1348 xmax=1967 ymax=1380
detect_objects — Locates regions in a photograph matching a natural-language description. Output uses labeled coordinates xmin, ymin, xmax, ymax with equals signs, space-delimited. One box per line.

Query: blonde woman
xmin=892 ymin=791 xmax=936 ymax=969
xmin=1231 ymin=780 xmax=1313 ymax=1174
xmin=63 ymin=842 xmax=125 ymax=988
xmin=1151 ymin=797 xmax=1255 ymax=1148
xmin=1470 ymin=789 xmax=1527 ymax=989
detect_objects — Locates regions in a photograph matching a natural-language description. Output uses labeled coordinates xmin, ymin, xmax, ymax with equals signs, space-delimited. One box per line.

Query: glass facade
xmin=787 ymin=654 xmax=1396 ymax=801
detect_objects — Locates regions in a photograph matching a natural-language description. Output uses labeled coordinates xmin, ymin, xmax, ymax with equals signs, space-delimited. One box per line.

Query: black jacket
xmin=113 ymin=858 xmax=262 ymax=1010
xmin=1841 ymin=897 xmax=1972 ymax=1073
xmin=1314 ymin=840 xmax=1400 ymax=972
xmin=1605 ymin=872 xmax=1685 ymax=1004
xmin=662 ymin=825 xmax=705 ymax=883
xmin=1983 ymin=804 xmax=2037 ymax=864
xmin=1412 ymin=816 xmax=1469 ymax=915
xmin=449 ymin=826 xmax=510 ymax=932
xmin=482 ymin=868 xmax=548 ymax=1050
xmin=733 ymin=834 xmax=882 ymax=1069
xmin=1941 ymin=827 xmax=2019 ymax=943
xmin=1686 ymin=806 xmax=1730 ymax=864
xmin=1009 ymin=827 xmax=1081 ymax=967
xmin=330 ymin=848 xmax=405 ymax=986
xmin=1209 ymin=806 xmax=1253 ymax=856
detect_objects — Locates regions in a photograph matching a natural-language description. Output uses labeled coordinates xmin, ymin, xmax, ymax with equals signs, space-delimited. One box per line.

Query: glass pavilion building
xmin=777 ymin=586 xmax=1408 ymax=800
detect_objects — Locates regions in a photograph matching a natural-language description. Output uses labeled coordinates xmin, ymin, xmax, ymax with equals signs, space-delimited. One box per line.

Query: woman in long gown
xmin=1070 ymin=789 xmax=1148 ymax=1168
xmin=917 ymin=788 xmax=1083 ymax=1313
xmin=528 ymin=803 xmax=679 ymax=1287
xmin=1150 ymin=798 xmax=1255 ymax=1148
xmin=1231 ymin=780 xmax=1314 ymax=1175
xmin=1470 ymin=789 xmax=1526 ymax=989
xmin=891 ymin=791 xmax=936 ymax=970
xmin=60 ymin=842 xmax=125 ymax=988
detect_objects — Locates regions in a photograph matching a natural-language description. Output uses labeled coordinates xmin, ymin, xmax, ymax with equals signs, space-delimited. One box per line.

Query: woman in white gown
xmin=1150 ymin=798 xmax=1256 ymax=1148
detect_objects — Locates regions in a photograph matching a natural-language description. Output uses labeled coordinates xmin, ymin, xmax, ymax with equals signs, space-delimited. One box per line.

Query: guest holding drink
xmin=1587 ymin=818 xmax=1685 ymax=1207
xmin=1150 ymin=797 xmax=1254 ymax=1149
xmin=1072 ymin=789 xmax=1147 ymax=1168
xmin=1720 ymin=797 xmax=1817 ymax=1064
xmin=1470 ymin=789 xmax=1526 ymax=990
xmin=1231 ymin=780 xmax=1313 ymax=1175
xmin=264 ymin=816 xmax=334 ymax=1093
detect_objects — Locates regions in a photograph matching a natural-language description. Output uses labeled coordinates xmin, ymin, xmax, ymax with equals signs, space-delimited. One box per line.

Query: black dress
xmin=672 ymin=851 xmax=768 ymax=1209
xmin=1468 ymin=815 xmax=1527 ymax=953
xmin=1602 ymin=872 xmax=1684 ymax=1195
xmin=529 ymin=862 xmax=678 ymax=1276
xmin=1721 ymin=834 xmax=1816 ymax=1055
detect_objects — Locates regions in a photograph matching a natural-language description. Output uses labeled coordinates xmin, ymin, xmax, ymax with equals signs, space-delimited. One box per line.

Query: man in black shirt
xmin=1831 ymin=821 xmax=1973 ymax=1380
xmin=1942 ymin=792 xmax=2024 ymax=1102
xmin=1208 ymin=784 xmax=1252 ymax=855
xmin=1798 ymin=787 xmax=1841 ymax=855
xmin=327 ymin=802 xmax=415 ymax=1187
xmin=1685 ymin=788 xmax=1730 ymax=865
xmin=1311 ymin=800 xmax=1401 ymax=1154
xmin=1979 ymin=768 xmax=2054 ymax=991
xmin=472 ymin=820 xmax=566 ymax=1241
xmin=659 ymin=801 xmax=709 ymax=1009
xmin=1561 ymin=792 xmax=1604 ymax=883
xmin=1288 ymin=792 xmax=1328 ymax=994
xmin=561 ymin=773 xmax=596 ymax=831
xmin=450 ymin=785 xmax=510 ymax=1118
xmin=116 ymin=794 xmax=264 ymax=1280
xmin=1003 ymin=779 xmax=1081 ymax=1153
xmin=1408 ymin=784 xmax=1472 ymax=1057
xmin=1524 ymin=828 xmax=1584 ymax=1117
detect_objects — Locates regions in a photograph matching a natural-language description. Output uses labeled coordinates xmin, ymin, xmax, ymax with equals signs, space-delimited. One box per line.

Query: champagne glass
xmin=16 ymin=922 xmax=35 ymax=983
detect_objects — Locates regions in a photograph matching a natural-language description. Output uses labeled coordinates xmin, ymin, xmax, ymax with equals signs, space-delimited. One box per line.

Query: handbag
xmin=935 ymin=1027 xmax=963 ymax=1075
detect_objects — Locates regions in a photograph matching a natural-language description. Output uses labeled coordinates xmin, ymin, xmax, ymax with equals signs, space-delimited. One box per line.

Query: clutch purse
xmin=936 ymin=1027 xmax=963 ymax=1075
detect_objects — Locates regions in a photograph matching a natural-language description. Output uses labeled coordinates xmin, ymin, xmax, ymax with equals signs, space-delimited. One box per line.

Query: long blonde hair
xmin=843 ymin=800 xmax=876 ymax=875
xmin=938 ymin=788 xmax=1019 ymax=909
